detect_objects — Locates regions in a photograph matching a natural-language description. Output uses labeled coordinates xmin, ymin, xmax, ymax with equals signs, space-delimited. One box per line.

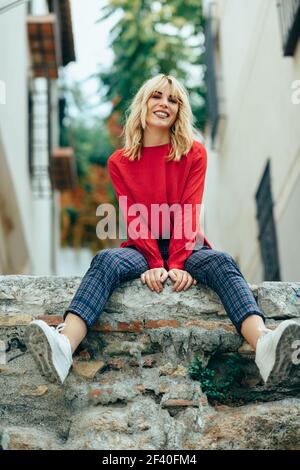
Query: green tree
xmin=96 ymin=0 xmax=207 ymax=134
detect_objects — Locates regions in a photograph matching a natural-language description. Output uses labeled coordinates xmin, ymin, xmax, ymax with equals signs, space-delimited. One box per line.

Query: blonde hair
xmin=121 ymin=74 xmax=199 ymax=162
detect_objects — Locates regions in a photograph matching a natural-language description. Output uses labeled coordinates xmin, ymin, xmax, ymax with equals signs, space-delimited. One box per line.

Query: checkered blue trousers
xmin=63 ymin=239 xmax=265 ymax=335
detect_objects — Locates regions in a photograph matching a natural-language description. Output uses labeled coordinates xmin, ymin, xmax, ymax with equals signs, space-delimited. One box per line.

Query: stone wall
xmin=0 ymin=276 xmax=300 ymax=450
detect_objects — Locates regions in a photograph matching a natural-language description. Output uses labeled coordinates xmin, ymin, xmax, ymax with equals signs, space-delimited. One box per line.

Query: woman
xmin=25 ymin=74 xmax=300 ymax=386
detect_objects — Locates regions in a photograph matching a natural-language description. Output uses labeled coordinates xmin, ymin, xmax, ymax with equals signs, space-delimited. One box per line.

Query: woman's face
xmin=145 ymin=84 xmax=179 ymax=131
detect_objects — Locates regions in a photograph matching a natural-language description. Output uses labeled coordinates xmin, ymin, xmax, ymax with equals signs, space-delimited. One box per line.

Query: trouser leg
xmin=63 ymin=247 xmax=148 ymax=330
xmin=184 ymin=247 xmax=265 ymax=335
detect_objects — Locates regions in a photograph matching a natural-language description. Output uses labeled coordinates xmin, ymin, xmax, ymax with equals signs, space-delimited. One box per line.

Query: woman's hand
xmin=168 ymin=268 xmax=197 ymax=292
xmin=140 ymin=268 xmax=169 ymax=293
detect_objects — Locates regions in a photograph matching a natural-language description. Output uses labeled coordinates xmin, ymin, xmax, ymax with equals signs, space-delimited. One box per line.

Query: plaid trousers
xmin=63 ymin=239 xmax=265 ymax=335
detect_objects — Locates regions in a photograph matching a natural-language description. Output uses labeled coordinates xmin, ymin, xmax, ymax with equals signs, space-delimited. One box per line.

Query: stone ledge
xmin=0 ymin=276 xmax=300 ymax=450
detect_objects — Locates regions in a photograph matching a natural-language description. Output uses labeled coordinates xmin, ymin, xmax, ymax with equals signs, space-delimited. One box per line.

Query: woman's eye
xmin=152 ymin=95 xmax=177 ymax=104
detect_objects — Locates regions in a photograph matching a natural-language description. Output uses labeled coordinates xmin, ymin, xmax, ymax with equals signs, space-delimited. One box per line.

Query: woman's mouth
xmin=153 ymin=111 xmax=170 ymax=119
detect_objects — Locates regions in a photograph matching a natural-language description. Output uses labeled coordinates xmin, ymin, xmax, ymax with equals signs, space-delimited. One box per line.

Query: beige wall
xmin=204 ymin=0 xmax=300 ymax=282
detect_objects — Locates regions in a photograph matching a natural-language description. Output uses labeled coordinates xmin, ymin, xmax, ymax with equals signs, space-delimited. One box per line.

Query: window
xmin=277 ymin=0 xmax=300 ymax=56
xmin=204 ymin=16 xmax=219 ymax=143
xmin=28 ymin=89 xmax=34 ymax=177
xmin=255 ymin=160 xmax=281 ymax=281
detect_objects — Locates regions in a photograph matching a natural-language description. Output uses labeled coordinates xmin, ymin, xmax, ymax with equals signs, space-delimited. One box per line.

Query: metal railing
xmin=277 ymin=0 xmax=300 ymax=56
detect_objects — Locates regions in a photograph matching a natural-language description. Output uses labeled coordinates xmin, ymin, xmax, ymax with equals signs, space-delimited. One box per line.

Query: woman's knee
xmin=90 ymin=248 xmax=120 ymax=271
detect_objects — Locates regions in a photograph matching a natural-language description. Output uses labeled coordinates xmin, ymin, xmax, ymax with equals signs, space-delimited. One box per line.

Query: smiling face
xmin=145 ymin=83 xmax=179 ymax=131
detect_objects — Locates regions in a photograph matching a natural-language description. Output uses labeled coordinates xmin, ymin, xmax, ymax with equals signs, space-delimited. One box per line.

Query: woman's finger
xmin=183 ymin=276 xmax=193 ymax=291
xmin=175 ymin=272 xmax=189 ymax=292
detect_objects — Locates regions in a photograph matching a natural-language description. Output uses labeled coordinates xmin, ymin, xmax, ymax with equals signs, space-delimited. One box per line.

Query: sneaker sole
xmin=24 ymin=323 xmax=63 ymax=384
xmin=267 ymin=323 xmax=300 ymax=384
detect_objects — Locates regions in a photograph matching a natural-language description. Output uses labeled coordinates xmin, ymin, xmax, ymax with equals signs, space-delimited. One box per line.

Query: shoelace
xmin=258 ymin=325 xmax=273 ymax=334
xmin=50 ymin=323 xmax=66 ymax=333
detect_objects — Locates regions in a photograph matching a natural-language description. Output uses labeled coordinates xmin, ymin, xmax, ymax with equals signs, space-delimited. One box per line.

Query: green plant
xmin=188 ymin=354 xmax=245 ymax=404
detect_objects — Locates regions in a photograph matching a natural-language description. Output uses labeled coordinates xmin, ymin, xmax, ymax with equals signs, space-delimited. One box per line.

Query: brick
xmin=37 ymin=315 xmax=64 ymax=326
xmin=93 ymin=320 xmax=144 ymax=333
xmin=117 ymin=321 xmax=144 ymax=333
xmin=145 ymin=319 xmax=180 ymax=329
xmin=92 ymin=322 xmax=113 ymax=332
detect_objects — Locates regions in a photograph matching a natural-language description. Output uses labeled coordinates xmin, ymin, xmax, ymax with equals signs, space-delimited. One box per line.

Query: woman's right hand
xmin=140 ymin=268 xmax=169 ymax=293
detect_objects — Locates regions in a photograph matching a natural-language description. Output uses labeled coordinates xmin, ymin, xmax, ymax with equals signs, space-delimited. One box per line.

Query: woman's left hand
xmin=168 ymin=269 xmax=197 ymax=292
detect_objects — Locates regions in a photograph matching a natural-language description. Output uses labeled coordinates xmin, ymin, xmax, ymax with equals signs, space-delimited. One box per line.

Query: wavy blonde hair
xmin=121 ymin=74 xmax=199 ymax=162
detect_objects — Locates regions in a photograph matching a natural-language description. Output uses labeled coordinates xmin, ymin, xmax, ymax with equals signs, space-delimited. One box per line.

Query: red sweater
xmin=107 ymin=140 xmax=212 ymax=270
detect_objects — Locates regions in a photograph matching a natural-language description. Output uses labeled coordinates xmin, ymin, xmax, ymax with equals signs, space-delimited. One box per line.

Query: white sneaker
xmin=255 ymin=319 xmax=300 ymax=385
xmin=24 ymin=319 xmax=73 ymax=385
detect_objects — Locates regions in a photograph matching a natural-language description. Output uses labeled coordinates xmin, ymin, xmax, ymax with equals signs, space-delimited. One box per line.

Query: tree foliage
xmin=96 ymin=0 xmax=207 ymax=142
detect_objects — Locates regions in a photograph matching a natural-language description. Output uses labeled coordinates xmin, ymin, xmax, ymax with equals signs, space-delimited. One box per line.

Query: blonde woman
xmin=25 ymin=74 xmax=300 ymax=386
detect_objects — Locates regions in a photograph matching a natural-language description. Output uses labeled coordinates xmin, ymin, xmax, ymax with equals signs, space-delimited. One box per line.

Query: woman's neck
xmin=143 ymin=128 xmax=171 ymax=147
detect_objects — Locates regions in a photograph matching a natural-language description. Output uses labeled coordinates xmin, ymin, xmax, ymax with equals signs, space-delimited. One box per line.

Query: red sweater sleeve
xmin=108 ymin=156 xmax=165 ymax=269
xmin=167 ymin=145 xmax=207 ymax=270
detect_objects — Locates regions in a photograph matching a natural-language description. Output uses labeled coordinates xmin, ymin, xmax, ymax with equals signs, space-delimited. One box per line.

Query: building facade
xmin=0 ymin=0 xmax=77 ymax=274
xmin=203 ymin=0 xmax=300 ymax=282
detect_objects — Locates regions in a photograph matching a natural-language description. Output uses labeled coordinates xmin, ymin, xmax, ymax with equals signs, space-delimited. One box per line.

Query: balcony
xmin=50 ymin=147 xmax=77 ymax=191
xmin=277 ymin=0 xmax=300 ymax=56
xmin=27 ymin=0 xmax=75 ymax=78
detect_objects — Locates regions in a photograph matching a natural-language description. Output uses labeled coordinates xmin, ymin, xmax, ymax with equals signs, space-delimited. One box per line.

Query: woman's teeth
xmin=154 ymin=112 xmax=169 ymax=119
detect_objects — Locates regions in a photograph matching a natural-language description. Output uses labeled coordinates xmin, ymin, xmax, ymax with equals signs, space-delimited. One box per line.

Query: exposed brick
xmin=93 ymin=320 xmax=144 ymax=333
xmin=117 ymin=321 xmax=144 ymax=333
xmin=145 ymin=319 xmax=180 ymax=329
xmin=37 ymin=315 xmax=64 ymax=326
xmin=92 ymin=322 xmax=113 ymax=332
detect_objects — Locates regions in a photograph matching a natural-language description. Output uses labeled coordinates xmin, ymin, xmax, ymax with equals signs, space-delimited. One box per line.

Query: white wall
xmin=0 ymin=0 xmax=62 ymax=274
xmin=0 ymin=3 xmax=33 ymax=272
xmin=204 ymin=0 xmax=300 ymax=282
